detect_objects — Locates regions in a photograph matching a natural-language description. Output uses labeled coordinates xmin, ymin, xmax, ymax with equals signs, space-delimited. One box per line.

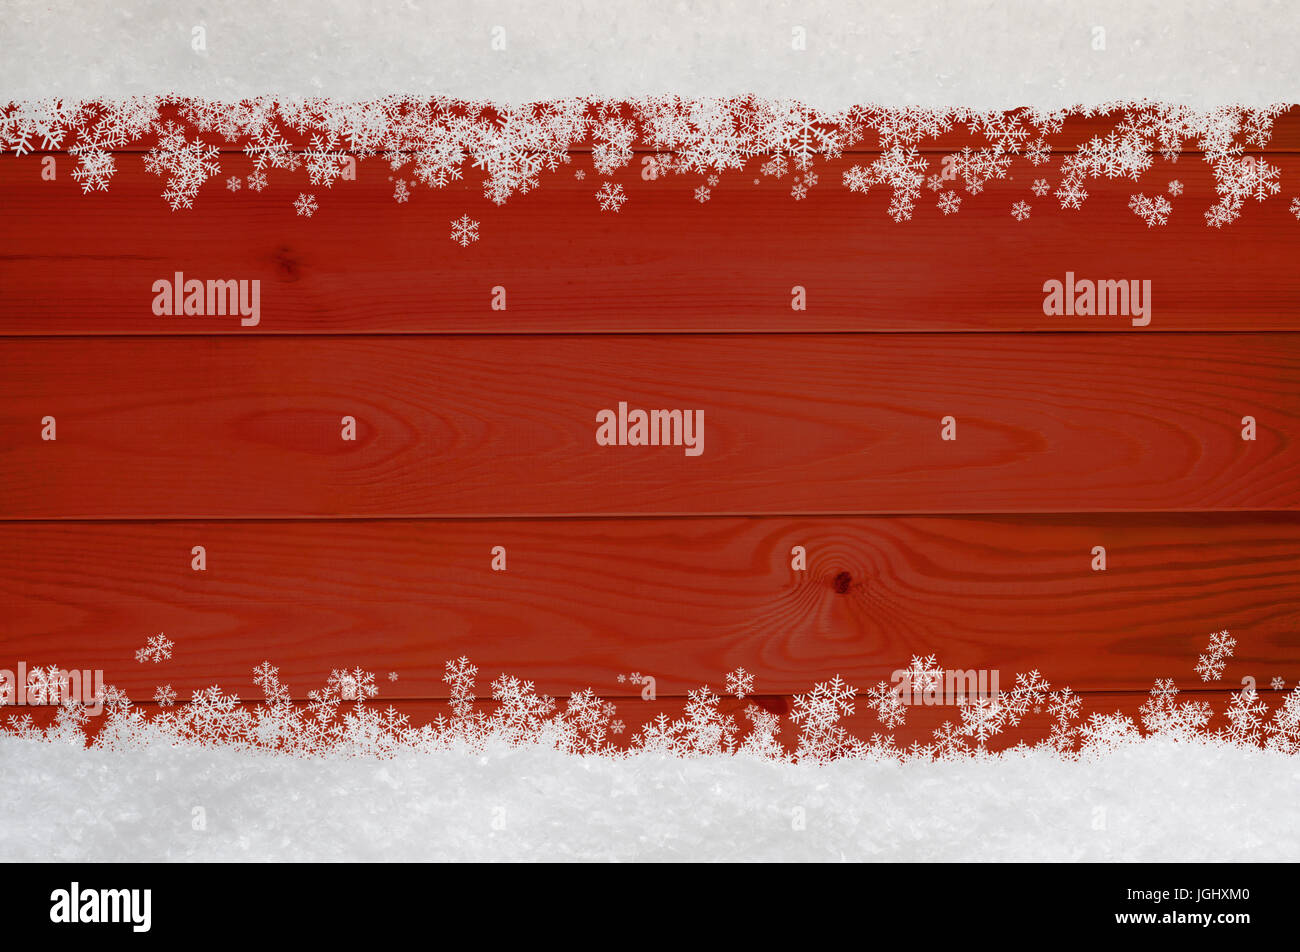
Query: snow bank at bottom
xmin=2 ymin=737 xmax=1296 ymax=862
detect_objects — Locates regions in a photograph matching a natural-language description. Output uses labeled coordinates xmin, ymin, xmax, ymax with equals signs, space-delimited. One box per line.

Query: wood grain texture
xmin=2 ymin=334 xmax=1296 ymax=518
xmin=3 ymin=516 xmax=1297 ymax=698
xmin=3 ymin=151 xmax=1300 ymax=334
xmin=4 ymin=104 xmax=1299 ymax=717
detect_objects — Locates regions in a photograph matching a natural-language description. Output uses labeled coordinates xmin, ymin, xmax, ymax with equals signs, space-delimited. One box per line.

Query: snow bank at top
xmin=2 ymin=736 xmax=1296 ymax=861
xmin=2 ymin=0 xmax=1297 ymax=108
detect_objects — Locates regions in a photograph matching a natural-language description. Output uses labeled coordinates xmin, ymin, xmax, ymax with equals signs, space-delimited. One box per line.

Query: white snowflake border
xmin=5 ymin=628 xmax=1299 ymax=764
xmin=4 ymin=97 xmax=1296 ymax=227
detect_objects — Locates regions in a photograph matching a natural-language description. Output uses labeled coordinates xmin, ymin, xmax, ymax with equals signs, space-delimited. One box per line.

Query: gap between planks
xmin=3 ymin=510 xmax=1299 ymax=524
xmin=3 ymin=328 xmax=1300 ymax=339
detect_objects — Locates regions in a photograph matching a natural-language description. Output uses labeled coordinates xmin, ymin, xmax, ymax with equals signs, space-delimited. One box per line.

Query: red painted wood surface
xmin=2 ymin=334 xmax=1297 ymax=518
xmin=2 ymin=516 xmax=1297 ymax=699
xmin=3 ymin=151 xmax=1300 ymax=334
xmin=2 ymin=116 xmax=1299 ymax=737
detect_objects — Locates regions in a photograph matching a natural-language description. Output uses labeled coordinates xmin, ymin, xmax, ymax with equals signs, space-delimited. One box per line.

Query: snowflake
xmin=1168 ymin=179 xmax=1184 ymax=196
xmin=1272 ymin=677 xmax=1286 ymax=691
xmin=1205 ymin=201 xmax=1241 ymax=228
xmin=449 ymin=214 xmax=480 ymax=246
xmin=791 ymin=182 xmax=808 ymax=200
xmin=154 ymin=685 xmax=177 ymax=707
xmin=1031 ymin=178 xmax=1050 ymax=196
xmin=1002 ymin=670 xmax=1051 ymax=726
xmin=574 ymin=169 xmax=585 ymax=180
xmin=1151 ymin=678 xmax=1179 ymax=703
xmin=693 ymin=185 xmax=711 ymax=203
xmin=1291 ymin=197 xmax=1300 ymax=220
xmin=1024 ymin=138 xmax=1052 ymax=165
xmin=845 ymin=166 xmax=873 ymax=193
xmin=134 ymin=633 xmax=174 ymax=664
xmin=944 ymin=144 xmax=1011 ymax=195
xmin=388 ymin=672 xmax=399 ymax=682
xmin=1078 ymin=712 xmax=1140 ymax=753
xmin=69 ymin=148 xmax=115 ymax=192
xmin=24 ymin=666 xmax=68 ymax=705
xmin=246 ymin=170 xmax=267 ymax=192
xmin=329 ymin=667 xmax=377 ymax=703
xmin=393 ymin=179 xmax=410 ymax=203
xmin=243 ymin=124 xmax=297 ymax=173
xmin=1196 ymin=630 xmax=1236 ymax=682
xmin=1010 ymin=200 xmax=1032 ymax=221
xmin=760 ymin=154 xmax=787 ymax=179
xmin=790 ymin=675 xmax=858 ymax=761
xmin=91 ymin=685 xmax=130 ymax=716
xmin=1222 ymin=687 xmax=1268 ymax=746
xmin=1047 ymin=688 xmax=1083 ymax=724
xmin=724 ymin=667 xmax=753 ymax=699
xmin=1266 ymin=688 xmax=1300 ymax=753
xmin=959 ymin=697 xmax=1006 ymax=749
xmin=1054 ymin=178 xmax=1089 ymax=210
xmin=225 ymin=176 xmax=241 ymax=192
xmin=1214 ymin=155 xmax=1280 ymax=204
xmin=302 ymin=133 xmax=349 ymax=188
xmin=143 ymin=124 xmax=221 ymax=210
xmin=1047 ymin=719 xmax=1078 ymax=753
xmin=1193 ymin=654 xmax=1224 ymax=681
xmin=936 ymin=191 xmax=962 ymax=215
xmin=1137 ymin=678 xmax=1206 ymax=735
xmin=904 ymin=655 xmax=943 ymax=695
xmin=174 ymin=685 xmax=251 ymax=744
xmin=595 ymin=181 xmax=626 ymax=212
xmin=251 ymin=661 xmax=279 ymax=690
xmin=972 ymin=113 xmax=1031 ymax=154
xmin=866 ymin=681 xmax=908 ymax=729
xmin=443 ymin=656 xmax=478 ymax=717
xmin=1068 ymin=130 xmax=1153 ymax=183
xmin=293 ymin=192 xmax=318 ymax=217
xmin=1129 ymin=192 xmax=1172 ymax=226
xmin=887 ymin=195 xmax=914 ymax=222
xmin=932 ymin=721 xmax=967 ymax=758
xmin=707 ymin=174 xmax=719 ymax=186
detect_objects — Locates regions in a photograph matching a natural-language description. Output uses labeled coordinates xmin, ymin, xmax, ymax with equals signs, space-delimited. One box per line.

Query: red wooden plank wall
xmin=3 ymin=517 xmax=1298 ymax=699
xmin=4 ymin=155 xmax=1300 ymax=334
xmin=2 ymin=335 xmax=1297 ymax=517
xmin=1 ymin=123 xmax=1298 ymax=745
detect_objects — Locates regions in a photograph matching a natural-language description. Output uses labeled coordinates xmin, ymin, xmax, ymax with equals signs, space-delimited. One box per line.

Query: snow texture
xmin=2 ymin=735 xmax=1296 ymax=862
xmin=2 ymin=0 xmax=1298 ymax=109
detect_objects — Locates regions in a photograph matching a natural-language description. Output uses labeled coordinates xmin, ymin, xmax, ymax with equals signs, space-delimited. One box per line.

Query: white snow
xmin=1 ymin=0 xmax=1297 ymax=108
xmin=2 ymin=736 xmax=1297 ymax=861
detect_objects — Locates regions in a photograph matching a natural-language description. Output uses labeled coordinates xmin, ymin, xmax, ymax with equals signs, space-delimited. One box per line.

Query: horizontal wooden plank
xmin=3 ymin=149 xmax=1300 ymax=334
xmin=2 ymin=515 xmax=1297 ymax=698
xmin=2 ymin=335 xmax=1297 ymax=517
